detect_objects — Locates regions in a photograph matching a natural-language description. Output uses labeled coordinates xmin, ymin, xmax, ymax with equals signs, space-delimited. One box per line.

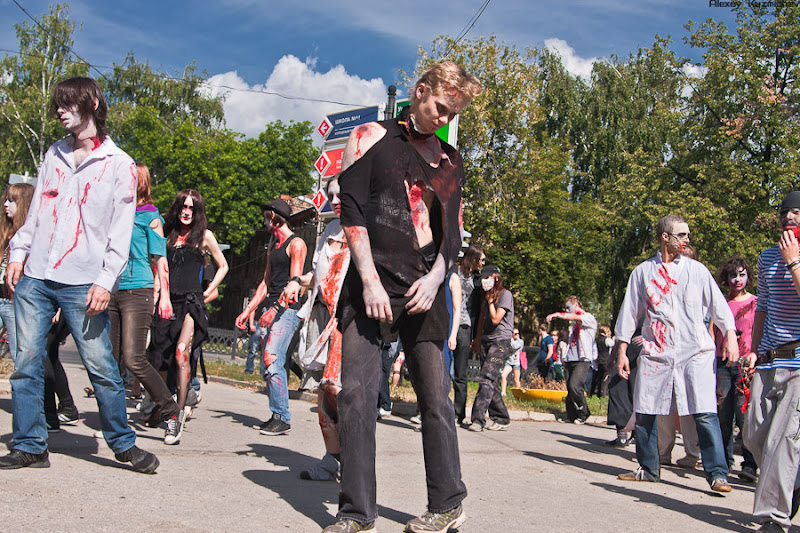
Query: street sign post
xmin=312 ymin=189 xmax=327 ymax=212
xmin=316 ymin=106 xmax=380 ymax=142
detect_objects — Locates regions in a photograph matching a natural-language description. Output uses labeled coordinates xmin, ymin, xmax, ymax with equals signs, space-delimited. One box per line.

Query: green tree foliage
xmin=0 ymin=3 xmax=87 ymax=180
xmin=0 ymin=4 xmax=316 ymax=253
xmin=679 ymin=3 xmax=800 ymax=269
xmin=409 ymin=36 xmax=606 ymax=326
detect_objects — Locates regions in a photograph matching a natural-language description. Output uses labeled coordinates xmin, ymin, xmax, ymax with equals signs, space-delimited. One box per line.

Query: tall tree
xmin=0 ymin=3 xmax=88 ymax=180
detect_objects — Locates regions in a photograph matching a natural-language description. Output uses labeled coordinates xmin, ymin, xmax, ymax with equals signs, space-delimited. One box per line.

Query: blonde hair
xmin=410 ymin=61 xmax=482 ymax=105
xmin=136 ymin=162 xmax=152 ymax=205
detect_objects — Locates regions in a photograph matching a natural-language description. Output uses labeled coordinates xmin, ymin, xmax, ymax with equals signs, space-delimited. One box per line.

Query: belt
xmin=757 ymin=340 xmax=800 ymax=366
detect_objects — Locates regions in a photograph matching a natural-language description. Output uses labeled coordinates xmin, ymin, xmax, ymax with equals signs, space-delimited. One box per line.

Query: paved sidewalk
xmin=0 ymin=341 xmax=772 ymax=532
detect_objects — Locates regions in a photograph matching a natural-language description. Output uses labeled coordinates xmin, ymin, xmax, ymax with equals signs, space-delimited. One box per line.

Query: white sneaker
xmin=410 ymin=414 xmax=422 ymax=425
xmin=378 ymin=407 xmax=392 ymax=418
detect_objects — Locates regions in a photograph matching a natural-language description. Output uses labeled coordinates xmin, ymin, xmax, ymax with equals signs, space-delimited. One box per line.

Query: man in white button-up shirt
xmin=0 ymin=77 xmax=159 ymax=474
xmin=615 ymin=214 xmax=739 ymax=493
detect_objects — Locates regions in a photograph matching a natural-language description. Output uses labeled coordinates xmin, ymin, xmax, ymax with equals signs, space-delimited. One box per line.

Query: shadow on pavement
xmin=241 ymin=443 xmax=415 ymax=528
xmin=207 ymin=408 xmax=264 ymax=430
xmin=523 ymin=450 xmax=712 ymax=496
xmin=594 ymin=481 xmax=757 ymax=532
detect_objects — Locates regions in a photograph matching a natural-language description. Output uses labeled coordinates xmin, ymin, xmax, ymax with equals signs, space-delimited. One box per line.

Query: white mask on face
xmin=566 ymin=304 xmax=575 ymax=314
xmin=481 ymin=277 xmax=495 ymax=291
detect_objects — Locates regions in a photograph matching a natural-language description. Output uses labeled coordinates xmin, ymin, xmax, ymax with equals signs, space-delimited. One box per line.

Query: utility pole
xmin=385 ymin=85 xmax=397 ymax=120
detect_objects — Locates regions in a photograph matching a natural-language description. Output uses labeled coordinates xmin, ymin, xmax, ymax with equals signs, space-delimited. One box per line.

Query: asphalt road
xmin=0 ymin=341 xmax=777 ymax=533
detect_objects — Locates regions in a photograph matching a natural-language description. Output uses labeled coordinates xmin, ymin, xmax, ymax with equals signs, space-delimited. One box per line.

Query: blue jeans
xmin=10 ymin=278 xmax=136 ymax=454
xmin=0 ymin=297 xmax=18 ymax=362
xmin=245 ymin=320 xmax=265 ymax=374
xmin=261 ymin=307 xmax=300 ymax=423
xmin=636 ymin=411 xmax=728 ymax=483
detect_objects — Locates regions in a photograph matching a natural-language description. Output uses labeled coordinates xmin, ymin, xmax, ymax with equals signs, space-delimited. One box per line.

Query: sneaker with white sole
xmin=164 ymin=411 xmax=186 ymax=445
xmin=260 ymin=415 xmax=291 ymax=436
xmin=404 ymin=504 xmax=466 ymax=533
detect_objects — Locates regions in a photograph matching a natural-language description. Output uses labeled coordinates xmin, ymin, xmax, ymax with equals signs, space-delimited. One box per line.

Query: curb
xmin=206 ymin=374 xmax=608 ymax=425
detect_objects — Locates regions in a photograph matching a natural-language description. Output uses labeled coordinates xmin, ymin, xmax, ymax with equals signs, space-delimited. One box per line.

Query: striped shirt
xmin=755 ymin=244 xmax=800 ymax=370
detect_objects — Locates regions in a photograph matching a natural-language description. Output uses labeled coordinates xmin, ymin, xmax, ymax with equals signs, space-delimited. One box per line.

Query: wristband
xmin=787 ymin=259 xmax=800 ymax=271
xmin=290 ymin=276 xmax=301 ymax=284
xmin=791 ymin=262 xmax=800 ymax=273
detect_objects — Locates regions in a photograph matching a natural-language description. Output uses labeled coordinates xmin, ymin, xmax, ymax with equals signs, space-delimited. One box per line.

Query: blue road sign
xmin=324 ymin=106 xmax=380 ymax=141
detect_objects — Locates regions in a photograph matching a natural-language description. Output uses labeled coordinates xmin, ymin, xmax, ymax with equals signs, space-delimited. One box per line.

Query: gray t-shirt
xmin=483 ymin=289 xmax=514 ymax=343
xmin=458 ymin=268 xmax=474 ymax=327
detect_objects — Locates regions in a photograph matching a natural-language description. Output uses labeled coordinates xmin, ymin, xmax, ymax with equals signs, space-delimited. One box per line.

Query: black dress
xmin=149 ymin=246 xmax=210 ymax=371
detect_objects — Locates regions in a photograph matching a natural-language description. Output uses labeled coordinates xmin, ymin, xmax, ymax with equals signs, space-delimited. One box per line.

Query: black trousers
xmin=337 ymin=313 xmax=467 ymax=522
xmin=43 ymin=313 xmax=74 ymax=428
xmin=451 ymin=325 xmax=471 ymax=424
xmin=564 ymin=361 xmax=591 ymax=422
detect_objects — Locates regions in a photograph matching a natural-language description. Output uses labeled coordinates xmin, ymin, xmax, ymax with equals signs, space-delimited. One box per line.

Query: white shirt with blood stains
xmin=10 ymin=136 xmax=137 ymax=292
xmin=615 ymin=251 xmax=735 ymax=416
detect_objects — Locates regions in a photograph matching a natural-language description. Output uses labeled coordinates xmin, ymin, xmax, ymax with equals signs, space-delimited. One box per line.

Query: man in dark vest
xmin=235 ymin=198 xmax=306 ymax=436
xmin=323 ymin=62 xmax=482 ymax=533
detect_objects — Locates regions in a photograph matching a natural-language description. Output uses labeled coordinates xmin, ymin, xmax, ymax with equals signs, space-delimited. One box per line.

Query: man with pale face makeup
xmin=326 ymin=62 xmax=482 ymax=533
xmin=0 ymin=77 xmax=159 ymax=473
xmin=546 ymin=296 xmax=597 ymax=424
xmin=615 ymin=214 xmax=738 ymax=493
xmin=741 ymin=192 xmax=800 ymax=533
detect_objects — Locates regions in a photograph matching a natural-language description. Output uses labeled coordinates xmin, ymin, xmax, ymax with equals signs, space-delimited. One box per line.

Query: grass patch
xmin=390 ymin=378 xmax=608 ymax=417
xmin=203 ymin=357 xmax=608 ymax=417
xmin=0 ymin=356 xmax=12 ymax=378
xmin=203 ymin=359 xmax=301 ymax=390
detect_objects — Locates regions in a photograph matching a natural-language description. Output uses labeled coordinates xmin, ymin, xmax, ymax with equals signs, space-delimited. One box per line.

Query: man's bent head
xmin=49 ymin=77 xmax=108 ymax=140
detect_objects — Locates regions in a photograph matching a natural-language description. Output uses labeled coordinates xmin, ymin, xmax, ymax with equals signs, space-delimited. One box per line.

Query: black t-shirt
xmin=338 ymin=112 xmax=465 ymax=343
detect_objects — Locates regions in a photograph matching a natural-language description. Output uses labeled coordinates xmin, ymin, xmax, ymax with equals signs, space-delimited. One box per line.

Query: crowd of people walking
xmin=1 ymin=65 xmax=799 ymax=533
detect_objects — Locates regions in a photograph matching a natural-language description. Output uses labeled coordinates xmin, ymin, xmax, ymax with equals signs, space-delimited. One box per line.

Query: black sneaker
xmin=164 ymin=411 xmax=186 ymax=445
xmin=0 ymin=449 xmax=50 ymax=469
xmin=259 ymin=415 xmax=291 ymax=436
xmin=115 ymin=445 xmax=160 ymax=474
xmin=57 ymin=407 xmax=80 ymax=425
xmin=254 ymin=419 xmax=272 ymax=431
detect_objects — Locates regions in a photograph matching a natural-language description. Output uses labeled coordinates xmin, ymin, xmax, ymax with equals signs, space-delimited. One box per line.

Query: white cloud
xmin=203 ymin=55 xmax=387 ymax=139
xmin=544 ymin=38 xmax=600 ymax=80
xmin=680 ymin=63 xmax=707 ymax=98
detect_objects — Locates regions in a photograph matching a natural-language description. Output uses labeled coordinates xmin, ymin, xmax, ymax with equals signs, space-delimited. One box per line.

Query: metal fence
xmin=205 ymin=326 xmax=482 ymax=382
xmin=205 ymin=327 xmax=248 ymax=359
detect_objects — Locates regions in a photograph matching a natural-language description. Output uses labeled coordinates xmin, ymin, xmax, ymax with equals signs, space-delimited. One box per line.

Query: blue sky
xmin=1 ymin=0 xmax=739 ymax=137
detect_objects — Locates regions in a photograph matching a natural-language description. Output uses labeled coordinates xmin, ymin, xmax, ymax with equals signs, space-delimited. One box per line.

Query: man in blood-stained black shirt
xmin=323 ymin=62 xmax=482 ymax=533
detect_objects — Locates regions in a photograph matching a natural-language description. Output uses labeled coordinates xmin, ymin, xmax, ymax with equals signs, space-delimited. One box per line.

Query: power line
xmin=0 ymin=47 xmax=372 ymax=108
xmin=453 ymin=0 xmax=493 ymax=44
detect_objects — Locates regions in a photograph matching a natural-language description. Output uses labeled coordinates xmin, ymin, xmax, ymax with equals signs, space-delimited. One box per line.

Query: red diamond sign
xmin=317 ymin=118 xmax=332 ymax=139
xmin=312 ymin=189 xmax=327 ymax=212
xmin=314 ymin=152 xmax=331 ymax=175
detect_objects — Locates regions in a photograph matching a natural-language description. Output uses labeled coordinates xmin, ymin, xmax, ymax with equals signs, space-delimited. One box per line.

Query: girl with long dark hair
xmin=149 ymin=189 xmax=228 ymax=444
xmin=0 ymin=183 xmax=34 ymax=361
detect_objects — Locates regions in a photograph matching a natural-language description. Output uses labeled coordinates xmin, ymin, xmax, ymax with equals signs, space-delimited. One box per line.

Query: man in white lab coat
xmin=615 ymin=214 xmax=739 ymax=493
